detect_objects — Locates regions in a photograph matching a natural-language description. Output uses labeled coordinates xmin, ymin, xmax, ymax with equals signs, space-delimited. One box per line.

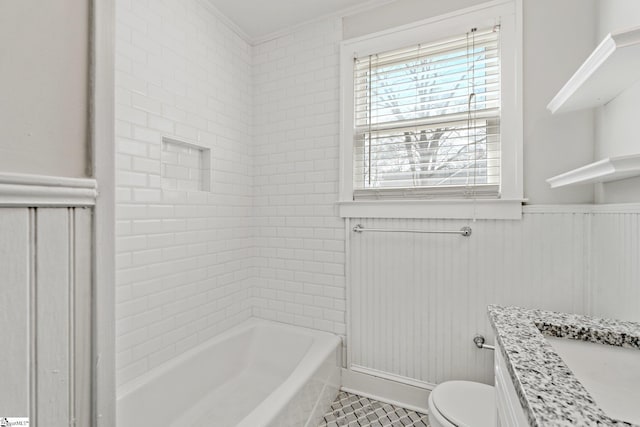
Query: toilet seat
xmin=428 ymin=392 xmax=456 ymax=427
xmin=429 ymin=381 xmax=495 ymax=427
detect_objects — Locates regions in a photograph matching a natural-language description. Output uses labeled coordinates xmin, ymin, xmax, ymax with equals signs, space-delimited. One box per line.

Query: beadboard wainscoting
xmin=347 ymin=210 xmax=592 ymax=387
xmin=0 ymin=207 xmax=93 ymax=425
xmin=591 ymin=208 xmax=640 ymax=323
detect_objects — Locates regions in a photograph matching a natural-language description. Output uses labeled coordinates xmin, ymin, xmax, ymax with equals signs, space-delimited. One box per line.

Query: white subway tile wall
xmin=251 ymin=18 xmax=346 ymax=335
xmin=116 ymin=1 xmax=347 ymax=389
xmin=115 ymin=0 xmax=253 ymax=386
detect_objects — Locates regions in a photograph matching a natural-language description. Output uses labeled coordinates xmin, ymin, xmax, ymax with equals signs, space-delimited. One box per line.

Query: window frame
xmin=339 ymin=0 xmax=523 ymax=219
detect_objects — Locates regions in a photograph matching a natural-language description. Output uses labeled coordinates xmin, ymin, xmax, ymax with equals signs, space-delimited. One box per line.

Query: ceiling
xmin=208 ymin=0 xmax=386 ymax=41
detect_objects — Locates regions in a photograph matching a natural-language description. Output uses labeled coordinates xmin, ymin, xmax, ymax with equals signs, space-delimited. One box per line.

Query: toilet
xmin=428 ymin=380 xmax=496 ymax=427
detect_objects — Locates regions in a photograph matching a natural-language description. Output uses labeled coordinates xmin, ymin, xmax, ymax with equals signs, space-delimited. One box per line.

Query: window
xmin=354 ymin=28 xmax=500 ymax=198
xmin=339 ymin=1 xmax=522 ymax=219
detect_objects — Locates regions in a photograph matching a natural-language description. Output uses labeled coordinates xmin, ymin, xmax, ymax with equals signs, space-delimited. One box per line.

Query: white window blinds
xmin=353 ymin=26 xmax=501 ymax=199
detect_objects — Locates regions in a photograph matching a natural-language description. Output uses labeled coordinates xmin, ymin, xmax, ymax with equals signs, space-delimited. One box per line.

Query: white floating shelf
xmin=547 ymin=154 xmax=640 ymax=188
xmin=547 ymin=26 xmax=640 ymax=114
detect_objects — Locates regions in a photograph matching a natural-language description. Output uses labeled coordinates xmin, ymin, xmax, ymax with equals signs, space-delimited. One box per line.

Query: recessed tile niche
xmin=161 ymin=137 xmax=211 ymax=192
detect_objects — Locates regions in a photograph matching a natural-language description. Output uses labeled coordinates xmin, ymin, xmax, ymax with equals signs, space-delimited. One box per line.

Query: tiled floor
xmin=319 ymin=391 xmax=430 ymax=427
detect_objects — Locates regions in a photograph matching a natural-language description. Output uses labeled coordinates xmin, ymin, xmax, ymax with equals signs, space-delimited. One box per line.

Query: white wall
xmin=248 ymin=0 xmax=600 ymax=388
xmin=589 ymin=0 xmax=640 ymax=321
xmin=0 ymin=3 xmax=97 ymax=422
xmin=0 ymin=1 xmax=90 ymax=177
xmin=115 ymin=0 xmax=253 ymax=388
xmin=249 ymin=0 xmax=640 ymax=392
xmin=594 ymin=0 xmax=640 ymax=203
xmin=523 ymin=0 xmax=596 ymax=204
xmin=249 ymin=0 xmax=599 ymax=342
xmin=252 ymin=17 xmax=346 ymax=335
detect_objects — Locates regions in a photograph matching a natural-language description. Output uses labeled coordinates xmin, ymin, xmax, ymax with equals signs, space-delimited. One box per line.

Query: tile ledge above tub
xmin=488 ymin=305 xmax=640 ymax=427
xmin=0 ymin=172 xmax=98 ymax=207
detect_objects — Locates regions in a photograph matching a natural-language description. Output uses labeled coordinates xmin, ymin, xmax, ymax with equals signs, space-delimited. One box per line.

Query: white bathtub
xmin=116 ymin=319 xmax=342 ymax=427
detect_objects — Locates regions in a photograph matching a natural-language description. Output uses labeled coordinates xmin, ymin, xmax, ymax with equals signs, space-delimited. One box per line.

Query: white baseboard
xmin=341 ymin=367 xmax=431 ymax=413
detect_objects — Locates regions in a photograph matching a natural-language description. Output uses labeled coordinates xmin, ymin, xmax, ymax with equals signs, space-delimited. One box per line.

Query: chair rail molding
xmin=0 ymin=172 xmax=98 ymax=207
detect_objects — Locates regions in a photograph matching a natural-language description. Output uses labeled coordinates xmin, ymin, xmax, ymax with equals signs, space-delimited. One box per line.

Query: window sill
xmin=337 ymin=199 xmax=524 ymax=219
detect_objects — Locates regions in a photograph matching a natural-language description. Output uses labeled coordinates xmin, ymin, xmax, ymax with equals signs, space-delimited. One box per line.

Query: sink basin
xmin=545 ymin=336 xmax=640 ymax=425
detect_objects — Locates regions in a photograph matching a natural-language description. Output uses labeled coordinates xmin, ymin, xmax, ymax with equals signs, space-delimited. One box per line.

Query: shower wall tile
xmin=251 ymin=18 xmax=346 ymax=335
xmin=115 ymin=0 xmax=253 ymax=388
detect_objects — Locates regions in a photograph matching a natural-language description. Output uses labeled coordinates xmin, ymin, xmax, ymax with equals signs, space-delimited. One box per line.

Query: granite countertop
xmin=487 ymin=305 xmax=640 ymax=427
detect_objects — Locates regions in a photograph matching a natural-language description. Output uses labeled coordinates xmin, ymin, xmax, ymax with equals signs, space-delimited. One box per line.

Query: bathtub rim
xmin=116 ymin=317 xmax=341 ymax=410
xmin=236 ymin=322 xmax=341 ymax=427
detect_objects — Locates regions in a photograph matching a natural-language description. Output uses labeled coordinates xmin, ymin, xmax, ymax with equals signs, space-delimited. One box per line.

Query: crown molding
xmin=249 ymin=0 xmax=397 ymax=45
xmin=201 ymin=0 xmax=253 ymax=45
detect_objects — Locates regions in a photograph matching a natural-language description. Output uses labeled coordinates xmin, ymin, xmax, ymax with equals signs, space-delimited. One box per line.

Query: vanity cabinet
xmin=495 ymin=343 xmax=529 ymax=426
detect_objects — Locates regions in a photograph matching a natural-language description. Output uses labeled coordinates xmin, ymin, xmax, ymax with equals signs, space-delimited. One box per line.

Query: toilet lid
xmin=431 ymin=381 xmax=495 ymax=427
